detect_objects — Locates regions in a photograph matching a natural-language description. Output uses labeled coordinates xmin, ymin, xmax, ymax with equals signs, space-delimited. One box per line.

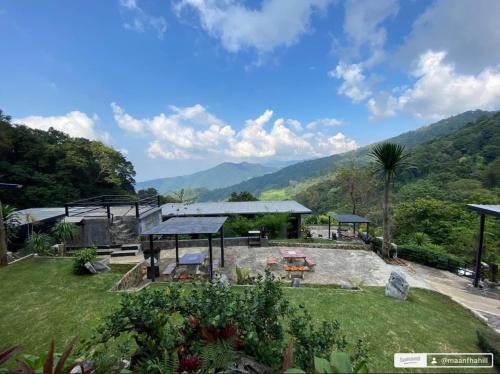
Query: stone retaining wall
xmin=111 ymin=261 xmax=147 ymax=291
xmin=268 ymin=241 xmax=370 ymax=250
xmin=142 ymin=237 xmax=268 ymax=250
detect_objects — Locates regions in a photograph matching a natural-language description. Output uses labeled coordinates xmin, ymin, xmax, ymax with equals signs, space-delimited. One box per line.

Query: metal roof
xmin=161 ymin=200 xmax=311 ymax=216
xmin=141 ymin=216 xmax=228 ymax=235
xmin=10 ymin=208 xmax=66 ymax=226
xmin=467 ymin=204 xmax=500 ymax=218
xmin=330 ymin=214 xmax=371 ymax=223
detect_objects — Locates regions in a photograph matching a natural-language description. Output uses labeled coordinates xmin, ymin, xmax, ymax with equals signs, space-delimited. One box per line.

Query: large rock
xmin=385 ymin=271 xmax=409 ymax=300
xmin=92 ymin=260 xmax=111 ymax=273
xmin=84 ymin=261 xmax=97 ymax=274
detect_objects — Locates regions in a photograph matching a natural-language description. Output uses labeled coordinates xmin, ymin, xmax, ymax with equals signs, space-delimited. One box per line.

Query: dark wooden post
xmin=175 ymin=234 xmax=179 ymax=264
xmin=473 ymin=214 xmax=486 ymax=288
xmin=135 ymin=202 xmax=140 ymax=218
xmin=328 ymin=216 xmax=331 ymax=239
xmin=65 ymin=204 xmax=69 ymax=217
xmin=106 ymin=204 xmax=111 ymax=220
xmin=208 ymin=233 xmax=213 ymax=280
xmin=157 ymin=195 xmax=161 ymax=207
xmin=220 ymin=226 xmax=225 ymax=267
xmin=149 ymin=234 xmax=155 ymax=282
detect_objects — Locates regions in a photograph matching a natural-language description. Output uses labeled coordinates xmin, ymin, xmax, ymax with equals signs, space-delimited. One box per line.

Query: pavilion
xmin=328 ymin=214 xmax=371 ymax=240
xmin=467 ymin=204 xmax=500 ymax=287
xmin=141 ymin=216 xmax=227 ymax=281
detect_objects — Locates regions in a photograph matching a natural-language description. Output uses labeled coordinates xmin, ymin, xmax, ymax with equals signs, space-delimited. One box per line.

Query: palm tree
xmin=370 ymin=143 xmax=409 ymax=257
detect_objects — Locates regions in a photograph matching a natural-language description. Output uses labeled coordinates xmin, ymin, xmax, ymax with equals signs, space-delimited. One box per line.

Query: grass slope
xmin=0 ymin=258 xmax=493 ymax=373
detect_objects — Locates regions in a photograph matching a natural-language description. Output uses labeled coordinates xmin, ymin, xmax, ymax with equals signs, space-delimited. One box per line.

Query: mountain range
xmin=135 ymin=162 xmax=277 ymax=194
xmin=198 ymin=110 xmax=497 ymax=201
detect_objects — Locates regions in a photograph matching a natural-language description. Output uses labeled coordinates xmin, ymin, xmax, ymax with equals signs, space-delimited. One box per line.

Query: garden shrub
xmin=24 ymin=232 xmax=54 ymax=255
xmin=72 ymin=247 xmax=97 ymax=275
xmin=225 ymin=214 xmax=290 ymax=239
xmin=477 ymin=329 xmax=500 ymax=367
xmin=86 ymin=270 xmax=365 ymax=373
xmin=397 ymin=245 xmax=466 ymax=273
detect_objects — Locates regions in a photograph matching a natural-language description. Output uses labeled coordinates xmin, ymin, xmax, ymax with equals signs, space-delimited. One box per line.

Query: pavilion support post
xmin=175 ymin=234 xmax=179 ymax=265
xmin=353 ymin=223 xmax=357 ymax=237
xmin=208 ymin=233 xmax=213 ymax=280
xmin=473 ymin=214 xmax=486 ymax=288
xmin=149 ymin=234 xmax=155 ymax=282
xmin=328 ymin=216 xmax=331 ymax=239
xmin=220 ymin=226 xmax=225 ymax=267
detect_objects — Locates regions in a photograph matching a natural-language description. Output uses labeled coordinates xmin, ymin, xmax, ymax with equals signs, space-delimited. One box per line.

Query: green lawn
xmin=0 ymin=258 xmax=495 ymax=373
xmin=0 ymin=257 xmax=128 ymax=353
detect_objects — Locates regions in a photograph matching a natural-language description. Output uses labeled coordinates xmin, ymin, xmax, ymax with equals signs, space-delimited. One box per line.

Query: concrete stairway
xmin=109 ymin=219 xmax=142 ymax=257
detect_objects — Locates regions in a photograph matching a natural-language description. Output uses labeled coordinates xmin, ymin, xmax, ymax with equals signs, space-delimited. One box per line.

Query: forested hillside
xmin=135 ymin=162 xmax=276 ymax=194
xmin=296 ymin=113 xmax=500 ymax=264
xmin=199 ymin=110 xmax=496 ymax=201
xmin=0 ymin=111 xmax=136 ymax=208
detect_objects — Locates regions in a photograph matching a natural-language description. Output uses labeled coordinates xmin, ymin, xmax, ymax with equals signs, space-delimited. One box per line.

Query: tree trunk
xmin=0 ymin=200 xmax=8 ymax=266
xmin=382 ymin=172 xmax=391 ymax=257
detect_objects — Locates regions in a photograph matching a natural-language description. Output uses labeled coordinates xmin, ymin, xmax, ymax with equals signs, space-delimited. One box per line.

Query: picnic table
xmin=279 ymin=249 xmax=311 ymax=278
xmin=173 ymin=252 xmax=207 ymax=280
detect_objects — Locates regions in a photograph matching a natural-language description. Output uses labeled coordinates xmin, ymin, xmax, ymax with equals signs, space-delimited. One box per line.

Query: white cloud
xmin=174 ymin=0 xmax=332 ymax=53
xmin=15 ymin=111 xmax=110 ymax=142
xmin=112 ymin=103 xmax=358 ymax=160
xmin=119 ymin=0 xmax=166 ymax=39
xmin=397 ymin=0 xmax=500 ymax=74
xmin=341 ymin=0 xmax=398 ymax=66
xmin=306 ymin=117 xmax=342 ymax=129
xmin=111 ymin=102 xmax=145 ymax=132
xmin=368 ymin=50 xmax=500 ymax=120
xmin=318 ymin=132 xmax=358 ymax=154
xmin=329 ymin=62 xmax=371 ymax=102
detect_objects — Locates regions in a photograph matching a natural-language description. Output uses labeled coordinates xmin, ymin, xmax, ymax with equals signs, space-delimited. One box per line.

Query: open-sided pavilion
xmin=467 ymin=204 xmax=500 ymax=287
xmin=141 ymin=216 xmax=227 ymax=281
xmin=328 ymin=214 xmax=371 ymax=239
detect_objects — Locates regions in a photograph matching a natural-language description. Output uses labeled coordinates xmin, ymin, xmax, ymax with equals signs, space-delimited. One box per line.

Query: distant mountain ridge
xmin=135 ymin=162 xmax=277 ymax=194
xmin=198 ymin=110 xmax=498 ymax=201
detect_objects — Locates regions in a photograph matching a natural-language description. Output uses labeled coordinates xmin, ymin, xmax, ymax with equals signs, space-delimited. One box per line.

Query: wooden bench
xmin=267 ymin=256 xmax=278 ymax=266
xmin=162 ymin=262 xmax=176 ymax=278
xmin=305 ymin=257 xmax=316 ymax=270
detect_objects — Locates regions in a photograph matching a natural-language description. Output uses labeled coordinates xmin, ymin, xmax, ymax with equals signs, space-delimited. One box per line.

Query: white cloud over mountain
xmin=367 ymin=50 xmax=500 ymax=120
xmin=174 ymin=0 xmax=332 ymax=53
xmin=112 ymin=103 xmax=357 ymax=160
xmin=15 ymin=111 xmax=110 ymax=143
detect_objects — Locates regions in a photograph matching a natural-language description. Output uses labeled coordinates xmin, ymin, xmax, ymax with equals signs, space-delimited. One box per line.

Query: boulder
xmin=291 ymin=278 xmax=300 ymax=288
xmin=385 ymin=271 xmax=409 ymax=300
xmin=92 ymin=260 xmax=111 ymax=273
xmin=84 ymin=261 xmax=97 ymax=274
xmin=219 ymin=274 xmax=230 ymax=288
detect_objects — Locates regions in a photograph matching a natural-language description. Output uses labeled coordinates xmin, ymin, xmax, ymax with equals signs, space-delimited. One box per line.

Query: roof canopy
xmin=467 ymin=204 xmax=500 ymax=218
xmin=142 ymin=216 xmax=227 ymax=235
xmin=161 ymin=201 xmax=311 ymax=217
xmin=330 ymin=214 xmax=371 ymax=224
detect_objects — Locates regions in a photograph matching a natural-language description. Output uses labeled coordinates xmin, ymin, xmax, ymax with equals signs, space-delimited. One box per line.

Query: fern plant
xmin=200 ymin=339 xmax=236 ymax=372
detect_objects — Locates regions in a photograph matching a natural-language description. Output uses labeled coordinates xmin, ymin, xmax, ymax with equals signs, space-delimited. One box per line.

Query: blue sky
xmin=1 ymin=0 xmax=500 ymax=181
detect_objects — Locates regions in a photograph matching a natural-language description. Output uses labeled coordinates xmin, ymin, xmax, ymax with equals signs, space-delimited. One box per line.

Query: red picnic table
xmin=279 ymin=248 xmax=311 ymax=278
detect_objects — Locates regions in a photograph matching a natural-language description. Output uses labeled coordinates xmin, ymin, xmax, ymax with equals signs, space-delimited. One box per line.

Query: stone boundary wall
xmin=141 ymin=237 xmax=269 ymax=250
xmin=268 ymin=241 xmax=370 ymax=250
xmin=111 ymin=260 xmax=147 ymax=291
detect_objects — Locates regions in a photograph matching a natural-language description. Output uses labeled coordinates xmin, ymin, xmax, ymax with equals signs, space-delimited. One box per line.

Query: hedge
xmin=477 ymin=329 xmax=500 ymax=367
xmin=372 ymin=238 xmax=466 ymax=273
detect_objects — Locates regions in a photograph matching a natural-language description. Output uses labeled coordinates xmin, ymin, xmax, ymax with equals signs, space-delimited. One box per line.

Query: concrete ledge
xmin=142 ymin=237 xmax=269 ymax=250
xmin=8 ymin=253 xmax=35 ymax=265
xmin=268 ymin=241 xmax=370 ymax=250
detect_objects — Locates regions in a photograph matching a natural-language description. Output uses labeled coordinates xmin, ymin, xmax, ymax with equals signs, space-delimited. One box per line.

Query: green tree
xmin=335 ymin=161 xmax=375 ymax=215
xmin=370 ymin=143 xmax=409 ymax=257
xmin=228 ymin=191 xmax=259 ymax=202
